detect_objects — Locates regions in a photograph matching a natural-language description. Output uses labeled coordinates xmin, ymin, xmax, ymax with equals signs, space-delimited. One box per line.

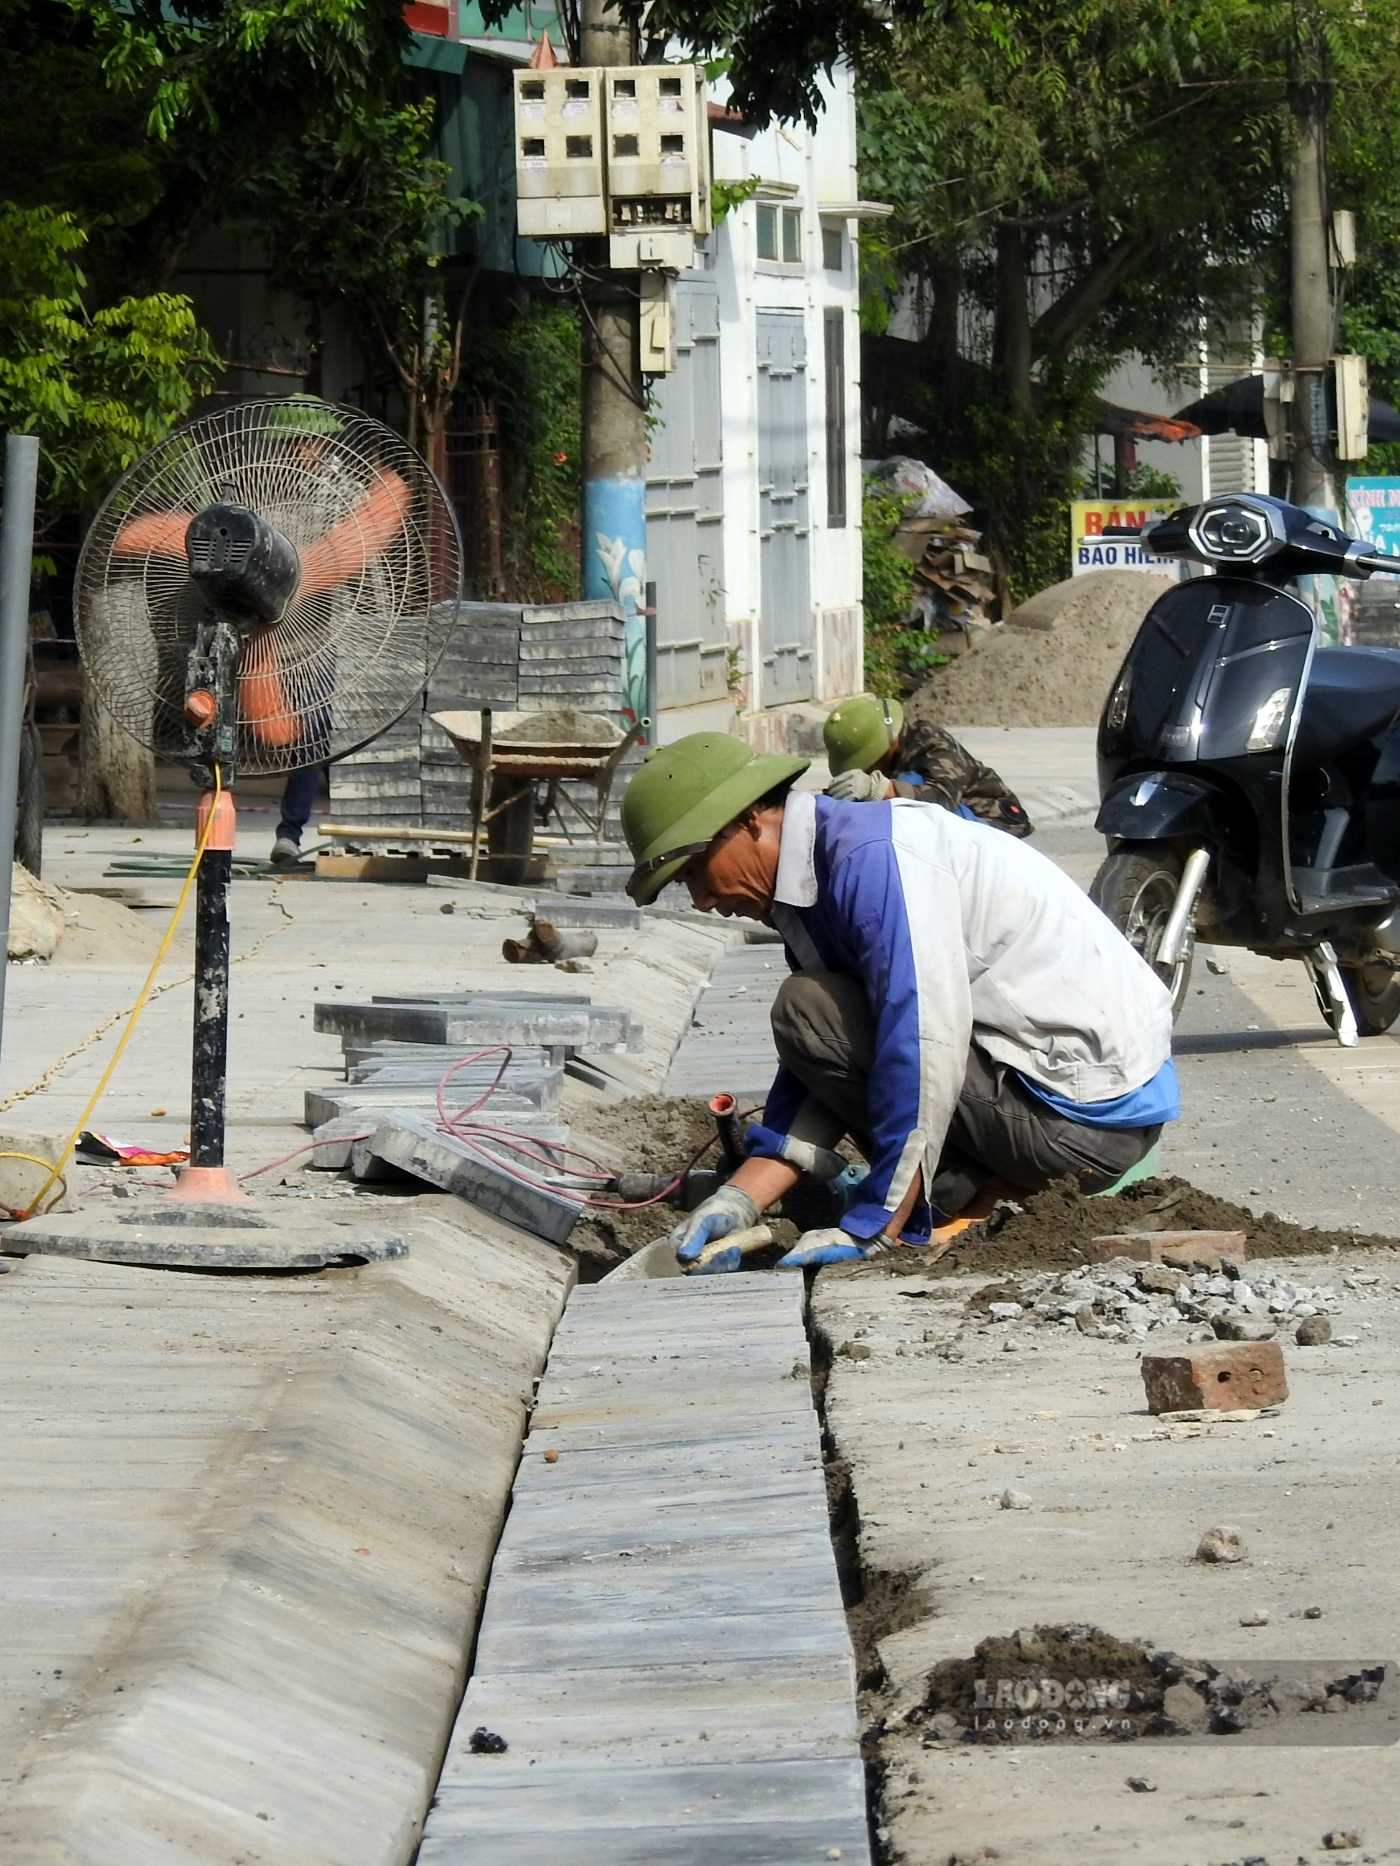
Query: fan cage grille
xmin=74 ymin=400 xmax=462 ymax=778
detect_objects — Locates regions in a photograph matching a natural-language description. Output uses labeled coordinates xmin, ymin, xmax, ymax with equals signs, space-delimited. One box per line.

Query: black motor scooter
xmin=1092 ymin=491 xmax=1400 ymax=1045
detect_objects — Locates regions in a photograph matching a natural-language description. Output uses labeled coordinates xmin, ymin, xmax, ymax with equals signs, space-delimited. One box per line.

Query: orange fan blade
xmin=297 ymin=471 xmax=411 ymax=600
xmin=237 ymin=627 xmax=300 ymax=749
xmin=112 ymin=511 xmax=194 ymax=557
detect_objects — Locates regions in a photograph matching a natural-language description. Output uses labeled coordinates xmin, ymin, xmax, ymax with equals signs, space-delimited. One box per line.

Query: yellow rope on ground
xmin=0 ymin=1151 xmax=68 ymax=1219
xmin=16 ymin=769 xmax=224 ymax=1219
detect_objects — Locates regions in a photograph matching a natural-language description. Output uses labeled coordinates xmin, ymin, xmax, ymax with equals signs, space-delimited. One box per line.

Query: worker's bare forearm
xmin=725 ymin=1155 xmax=800 ymax=1213
xmin=886 ymin=1169 xmax=922 ymax=1237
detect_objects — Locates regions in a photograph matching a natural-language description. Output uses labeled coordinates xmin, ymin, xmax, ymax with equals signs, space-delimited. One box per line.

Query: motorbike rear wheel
xmin=1090 ymin=844 xmax=1193 ymax=1016
xmin=1343 ymin=959 xmax=1400 ymax=1036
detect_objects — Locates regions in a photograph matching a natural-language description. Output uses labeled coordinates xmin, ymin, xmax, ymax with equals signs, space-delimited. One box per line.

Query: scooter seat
xmin=1295 ymin=647 xmax=1400 ymax=760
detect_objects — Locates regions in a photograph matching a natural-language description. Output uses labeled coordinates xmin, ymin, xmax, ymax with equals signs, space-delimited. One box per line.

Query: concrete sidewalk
xmin=0 ymin=1196 xmax=574 ymax=1866
xmin=2 ymin=826 xmax=733 ymax=1191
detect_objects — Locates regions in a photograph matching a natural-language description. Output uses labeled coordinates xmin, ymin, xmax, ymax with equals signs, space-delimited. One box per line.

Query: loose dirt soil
xmin=563 ymin=1088 xmax=1400 ymax=1272
xmin=890 ymin=1175 xmax=1400 ymax=1278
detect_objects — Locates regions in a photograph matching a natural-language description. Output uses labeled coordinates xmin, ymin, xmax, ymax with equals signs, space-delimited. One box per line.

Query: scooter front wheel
xmin=1090 ymin=844 xmax=1193 ymax=1016
xmin=1343 ymin=959 xmax=1400 ymax=1036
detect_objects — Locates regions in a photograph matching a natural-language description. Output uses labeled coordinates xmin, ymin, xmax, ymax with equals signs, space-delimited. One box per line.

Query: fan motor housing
xmin=186 ymin=504 xmax=301 ymax=623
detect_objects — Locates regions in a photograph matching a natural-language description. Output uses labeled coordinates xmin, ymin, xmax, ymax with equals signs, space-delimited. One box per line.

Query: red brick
xmin=1140 ymin=1342 xmax=1287 ymax=1414
xmin=1091 ymin=1229 xmax=1247 ymax=1270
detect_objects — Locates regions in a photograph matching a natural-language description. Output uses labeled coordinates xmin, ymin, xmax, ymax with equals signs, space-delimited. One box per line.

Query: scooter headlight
xmin=1188 ymin=496 xmax=1286 ymax=565
xmin=1246 ymin=684 xmax=1293 ymax=752
xmin=1105 ymin=664 xmax=1132 ymax=733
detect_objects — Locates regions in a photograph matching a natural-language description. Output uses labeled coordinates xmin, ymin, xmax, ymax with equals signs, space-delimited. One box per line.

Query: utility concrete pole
xmin=578 ymin=0 xmax=648 ymax=730
xmin=0 ymin=435 xmax=40 ymax=1062
xmin=1290 ymin=89 xmax=1336 ymax=514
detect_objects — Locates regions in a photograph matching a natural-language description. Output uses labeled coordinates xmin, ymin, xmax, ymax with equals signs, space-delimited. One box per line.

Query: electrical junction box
xmin=1334 ymin=353 xmax=1370 ymax=461
xmin=605 ymin=66 xmax=710 ymax=269
xmin=513 ymin=68 xmax=606 ymax=237
xmin=640 ymin=272 xmax=674 ymax=373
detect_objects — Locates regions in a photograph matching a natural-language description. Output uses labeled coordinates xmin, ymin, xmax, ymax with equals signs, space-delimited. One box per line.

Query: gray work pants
xmin=769 ymin=970 xmax=1160 ymax=1221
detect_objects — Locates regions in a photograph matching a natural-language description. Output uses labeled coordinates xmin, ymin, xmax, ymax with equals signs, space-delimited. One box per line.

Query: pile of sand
xmin=53 ymin=889 xmax=184 ymax=965
xmin=909 ymin=568 xmax=1173 ymax=728
xmin=7 ymin=862 xmax=182 ymax=966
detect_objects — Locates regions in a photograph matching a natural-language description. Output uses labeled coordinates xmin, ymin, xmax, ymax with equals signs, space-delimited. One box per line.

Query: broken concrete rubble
xmin=970 ymin=1258 xmax=1345 ymax=1342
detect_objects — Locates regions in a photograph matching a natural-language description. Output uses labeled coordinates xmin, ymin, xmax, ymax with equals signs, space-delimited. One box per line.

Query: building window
xmin=824 ymin=308 xmax=847 ymax=528
xmin=822 ymin=226 xmax=843 ymax=272
xmin=757 ymin=205 xmax=802 ymax=264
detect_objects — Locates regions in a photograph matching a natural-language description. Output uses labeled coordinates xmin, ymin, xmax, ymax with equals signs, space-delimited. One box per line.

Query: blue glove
xmin=778 ymin=1226 xmax=879 ymax=1268
xmin=670 ymin=1183 xmax=760 ymax=1268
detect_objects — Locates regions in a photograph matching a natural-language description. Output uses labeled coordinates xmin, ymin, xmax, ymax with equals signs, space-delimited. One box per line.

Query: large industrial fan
xmin=72 ymin=397 xmax=460 ymax=1213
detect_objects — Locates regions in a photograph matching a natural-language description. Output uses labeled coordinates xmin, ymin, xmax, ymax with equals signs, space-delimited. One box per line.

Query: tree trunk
xmin=994 ymin=223 xmax=1034 ymax=416
xmin=76 ymin=703 xmax=157 ymax=822
xmin=925 ymin=248 xmax=965 ymax=422
xmin=75 ymin=583 xmax=158 ymax=822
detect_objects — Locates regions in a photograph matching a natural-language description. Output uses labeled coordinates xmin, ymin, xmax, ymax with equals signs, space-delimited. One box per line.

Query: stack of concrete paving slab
xmin=308 ymin=989 xmax=645 ymax=1246
xmin=330 ymin=599 xmax=635 ymax=839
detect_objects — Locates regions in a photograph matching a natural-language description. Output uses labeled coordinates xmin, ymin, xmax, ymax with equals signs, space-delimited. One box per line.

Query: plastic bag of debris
xmin=868 ymin=456 xmax=972 ymax=522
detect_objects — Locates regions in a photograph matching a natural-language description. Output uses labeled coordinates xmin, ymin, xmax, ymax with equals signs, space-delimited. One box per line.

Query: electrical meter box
xmin=605 ymin=66 xmax=710 ymax=268
xmin=1334 ymin=353 xmax=1370 ymax=461
xmin=513 ymin=68 xmax=606 ymax=237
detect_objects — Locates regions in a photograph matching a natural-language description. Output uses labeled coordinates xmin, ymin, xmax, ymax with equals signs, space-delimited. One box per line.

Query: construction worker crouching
xmin=824 ymin=692 xmax=1033 ymax=837
xmin=622 ymin=733 xmax=1178 ymax=1269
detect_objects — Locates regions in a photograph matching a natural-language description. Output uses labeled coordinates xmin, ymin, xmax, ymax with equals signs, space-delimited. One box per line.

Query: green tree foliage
xmin=0 ymin=0 xmax=412 ymax=298
xmin=857 ymin=0 xmax=1297 ymax=598
xmin=0 ymin=204 xmax=215 ymax=512
xmin=862 ymin=485 xmax=940 ymax=696
xmin=240 ymin=104 xmax=479 ymax=454
xmin=460 ymin=304 xmax=583 ymax=602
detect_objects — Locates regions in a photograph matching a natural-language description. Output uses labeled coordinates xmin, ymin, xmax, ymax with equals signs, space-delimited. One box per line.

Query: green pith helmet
xmin=622 ymin=733 xmax=810 ymax=905
xmin=824 ymin=693 xmax=905 ymax=776
xmin=263 ymin=394 xmax=345 ymax=436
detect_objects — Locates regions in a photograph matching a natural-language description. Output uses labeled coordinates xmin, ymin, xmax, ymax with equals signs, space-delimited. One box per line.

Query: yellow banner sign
xmin=1070 ymin=499 xmax=1180 ymax=577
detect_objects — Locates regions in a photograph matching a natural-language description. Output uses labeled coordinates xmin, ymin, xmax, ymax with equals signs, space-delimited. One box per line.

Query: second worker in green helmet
xmin=823 ymin=693 xmax=1033 ymax=837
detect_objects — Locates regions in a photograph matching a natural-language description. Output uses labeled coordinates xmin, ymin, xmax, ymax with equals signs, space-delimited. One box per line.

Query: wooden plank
xmin=313 ymin=853 xmax=483 ymax=881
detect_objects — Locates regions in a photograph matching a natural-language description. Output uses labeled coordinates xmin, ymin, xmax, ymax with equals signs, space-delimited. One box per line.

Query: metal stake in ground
xmin=185 ymin=787 xmax=238 ymax=1193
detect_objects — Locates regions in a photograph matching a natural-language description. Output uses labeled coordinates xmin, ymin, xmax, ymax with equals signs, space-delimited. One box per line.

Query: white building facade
xmin=648 ymin=70 xmax=868 ymax=747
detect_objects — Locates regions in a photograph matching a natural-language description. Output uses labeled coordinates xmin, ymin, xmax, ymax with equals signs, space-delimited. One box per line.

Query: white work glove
xmin=670 ymin=1183 xmax=761 ymax=1268
xmin=826 ymin=768 xmax=883 ymax=802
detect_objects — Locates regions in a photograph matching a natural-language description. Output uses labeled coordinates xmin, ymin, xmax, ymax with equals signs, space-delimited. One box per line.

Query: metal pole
xmin=0 ymin=435 xmax=40 ymax=1068
xmin=644 ymin=578 xmax=659 ymax=744
xmin=579 ymin=0 xmax=647 ymax=727
xmin=190 ymin=843 xmax=232 ymax=1167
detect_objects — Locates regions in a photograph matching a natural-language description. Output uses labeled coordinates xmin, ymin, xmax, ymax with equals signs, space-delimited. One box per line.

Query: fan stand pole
xmin=168 ymin=783 xmax=250 ymax=1204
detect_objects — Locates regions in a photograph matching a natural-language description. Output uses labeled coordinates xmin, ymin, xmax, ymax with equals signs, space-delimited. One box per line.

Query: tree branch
xmin=1032 ymin=230 xmax=1166 ymax=357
